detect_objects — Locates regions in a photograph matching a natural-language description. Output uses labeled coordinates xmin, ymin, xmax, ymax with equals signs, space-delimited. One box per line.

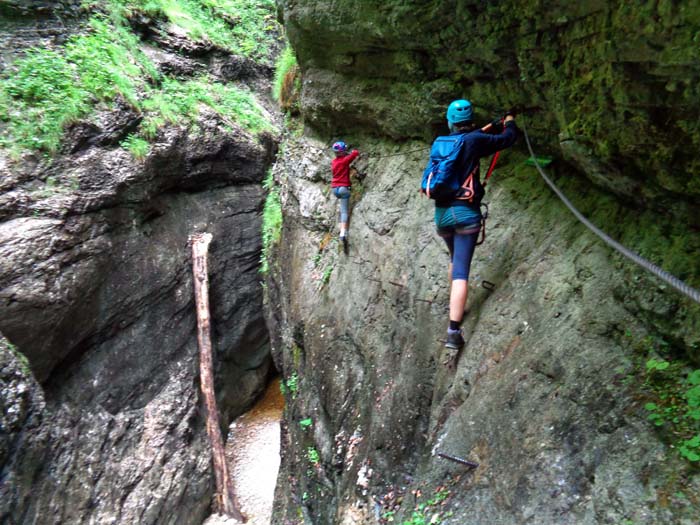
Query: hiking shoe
xmin=445 ymin=329 xmax=465 ymax=349
xmin=340 ymin=233 xmax=348 ymax=253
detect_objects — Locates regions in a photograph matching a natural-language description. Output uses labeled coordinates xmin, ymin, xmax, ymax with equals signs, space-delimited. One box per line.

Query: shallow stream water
xmin=204 ymin=377 xmax=284 ymax=525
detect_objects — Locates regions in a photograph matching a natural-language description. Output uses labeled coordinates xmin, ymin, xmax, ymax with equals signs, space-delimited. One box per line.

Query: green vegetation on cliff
xmin=273 ymin=45 xmax=300 ymax=114
xmin=0 ymin=16 xmax=155 ymax=153
xmin=106 ymin=0 xmax=278 ymax=61
xmin=261 ymin=170 xmax=282 ymax=274
xmin=280 ymin=0 xmax=700 ymax=200
xmin=0 ymin=0 xmax=276 ymax=156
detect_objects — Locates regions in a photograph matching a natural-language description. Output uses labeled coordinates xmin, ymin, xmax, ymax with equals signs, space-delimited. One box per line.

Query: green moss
xmin=0 ymin=338 xmax=31 ymax=377
xmin=0 ymin=2 xmax=273 ymax=156
xmin=260 ymin=170 xmax=283 ymax=274
xmin=288 ymin=1 xmax=700 ymax=196
xmin=505 ymin=155 xmax=700 ymax=357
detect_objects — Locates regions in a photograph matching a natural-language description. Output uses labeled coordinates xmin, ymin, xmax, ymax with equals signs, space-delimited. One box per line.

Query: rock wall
xmin=279 ymin=0 xmax=700 ymax=208
xmin=267 ymin=135 xmax=699 ymax=525
xmin=267 ymin=1 xmax=700 ymax=523
xmin=0 ymin=4 xmax=278 ymax=524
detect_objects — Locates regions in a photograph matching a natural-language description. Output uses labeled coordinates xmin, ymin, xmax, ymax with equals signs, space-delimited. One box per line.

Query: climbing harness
xmin=522 ymin=122 xmax=700 ymax=305
xmin=475 ymin=203 xmax=488 ymax=246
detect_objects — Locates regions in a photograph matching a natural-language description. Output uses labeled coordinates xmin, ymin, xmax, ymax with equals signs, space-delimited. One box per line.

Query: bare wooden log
xmin=191 ymin=233 xmax=246 ymax=522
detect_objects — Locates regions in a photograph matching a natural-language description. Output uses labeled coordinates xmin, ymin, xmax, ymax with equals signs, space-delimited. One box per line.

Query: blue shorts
xmin=434 ymin=206 xmax=481 ymax=234
xmin=434 ymin=206 xmax=481 ymax=281
xmin=333 ymin=186 xmax=351 ymax=222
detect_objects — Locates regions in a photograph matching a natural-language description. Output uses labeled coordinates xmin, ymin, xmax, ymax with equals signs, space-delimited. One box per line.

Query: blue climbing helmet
xmin=446 ymin=99 xmax=473 ymax=125
xmin=332 ymin=141 xmax=348 ymax=153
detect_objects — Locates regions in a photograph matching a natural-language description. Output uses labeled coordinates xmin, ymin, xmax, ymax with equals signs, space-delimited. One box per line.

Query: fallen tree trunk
xmin=191 ymin=232 xmax=246 ymax=522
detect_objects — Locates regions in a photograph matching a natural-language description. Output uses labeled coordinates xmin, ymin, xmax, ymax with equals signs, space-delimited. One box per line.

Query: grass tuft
xmin=0 ymin=13 xmax=156 ymax=155
xmin=121 ymin=134 xmax=150 ymax=159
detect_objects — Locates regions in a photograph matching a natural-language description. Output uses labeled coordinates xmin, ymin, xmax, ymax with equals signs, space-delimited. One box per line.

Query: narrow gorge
xmin=1 ymin=1 xmax=699 ymax=525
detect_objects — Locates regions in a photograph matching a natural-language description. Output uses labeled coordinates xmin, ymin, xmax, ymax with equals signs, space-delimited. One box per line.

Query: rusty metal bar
xmin=437 ymin=451 xmax=479 ymax=469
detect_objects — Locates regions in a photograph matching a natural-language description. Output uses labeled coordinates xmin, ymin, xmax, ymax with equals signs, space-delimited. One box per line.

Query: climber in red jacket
xmin=330 ymin=141 xmax=360 ymax=249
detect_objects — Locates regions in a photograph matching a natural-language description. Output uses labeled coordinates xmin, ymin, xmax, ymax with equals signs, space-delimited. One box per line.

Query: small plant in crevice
xmin=291 ymin=343 xmax=303 ymax=369
xmin=306 ymin=446 xmax=320 ymax=466
xmin=260 ymin=170 xmax=283 ymax=274
xmin=1 ymin=339 xmax=32 ymax=377
xmin=382 ymin=487 xmax=452 ymax=525
xmin=280 ymin=372 xmax=299 ymax=399
xmin=299 ymin=418 xmax=313 ymax=430
xmin=121 ymin=134 xmax=150 ymax=159
xmin=321 ymin=264 xmax=334 ymax=286
xmin=632 ymin=332 xmax=700 ymax=464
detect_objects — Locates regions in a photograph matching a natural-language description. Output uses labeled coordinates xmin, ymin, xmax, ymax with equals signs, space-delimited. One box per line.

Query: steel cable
xmin=363 ymin=147 xmax=427 ymax=160
xmin=521 ymin=122 xmax=700 ymax=304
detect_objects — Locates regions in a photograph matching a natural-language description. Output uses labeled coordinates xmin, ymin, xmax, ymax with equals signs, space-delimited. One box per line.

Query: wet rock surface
xmin=0 ymin=117 xmax=276 ymax=523
xmin=267 ymin=6 xmax=700 ymax=521
xmin=0 ymin=6 xmax=279 ymax=524
xmin=265 ymin=135 xmax=700 ymax=524
xmin=0 ymin=114 xmax=276 ymax=523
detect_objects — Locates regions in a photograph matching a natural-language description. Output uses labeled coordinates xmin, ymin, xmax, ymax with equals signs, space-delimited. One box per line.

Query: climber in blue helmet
xmin=436 ymin=99 xmax=519 ymax=350
xmin=331 ymin=140 xmax=360 ymax=249
xmin=446 ymin=99 xmax=474 ymax=131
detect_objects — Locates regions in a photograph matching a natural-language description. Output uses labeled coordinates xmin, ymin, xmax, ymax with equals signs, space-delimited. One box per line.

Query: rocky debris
xmin=266 ymin=135 xmax=699 ymax=524
xmin=141 ymin=43 xmax=208 ymax=78
xmin=63 ymin=99 xmax=143 ymax=154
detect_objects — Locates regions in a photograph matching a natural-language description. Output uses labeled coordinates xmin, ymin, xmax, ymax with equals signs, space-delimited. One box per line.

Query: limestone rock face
xmin=0 ymin=6 xmax=278 ymax=524
xmin=266 ymin=134 xmax=699 ymax=524
xmin=269 ymin=9 xmax=700 ymax=524
xmin=278 ymin=1 xmax=700 ymax=208
xmin=0 ymin=110 xmax=276 ymax=523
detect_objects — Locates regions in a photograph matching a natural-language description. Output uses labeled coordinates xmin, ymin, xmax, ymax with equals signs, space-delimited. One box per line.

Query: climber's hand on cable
xmin=489 ymin=118 xmax=504 ymax=133
xmin=503 ymin=108 xmax=516 ymax=122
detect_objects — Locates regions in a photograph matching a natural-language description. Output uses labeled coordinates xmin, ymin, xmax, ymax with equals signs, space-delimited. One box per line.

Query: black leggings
xmin=440 ymin=229 xmax=479 ymax=280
